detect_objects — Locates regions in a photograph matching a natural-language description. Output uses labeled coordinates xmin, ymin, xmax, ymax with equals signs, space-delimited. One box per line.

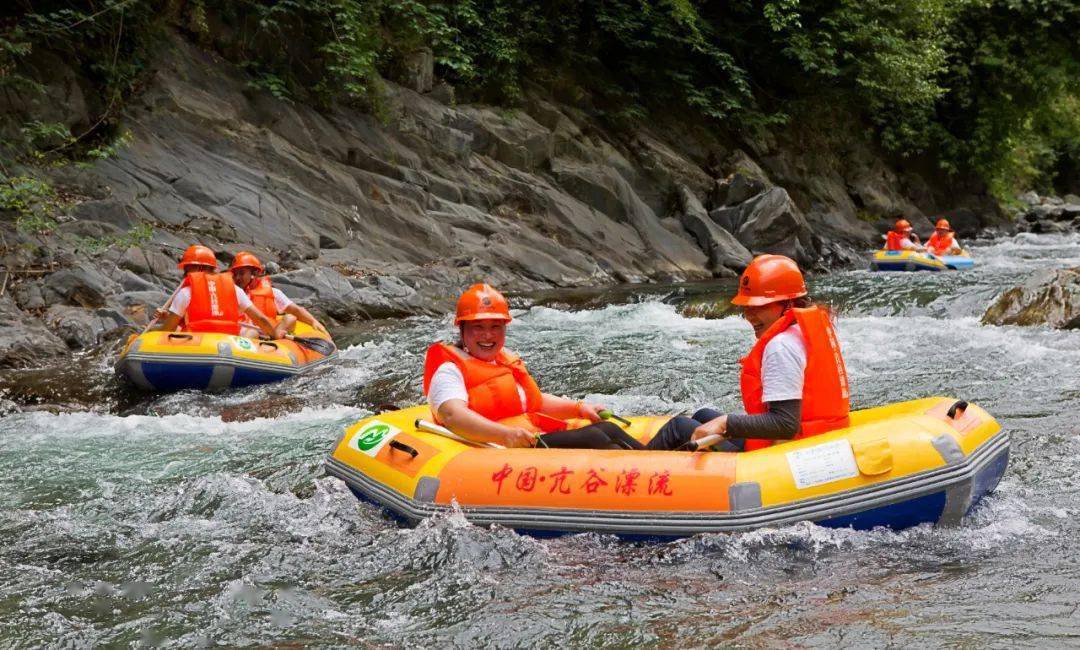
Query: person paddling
xmin=228 ymin=251 xmax=329 ymax=338
xmin=647 ymin=255 xmax=850 ymax=451
xmin=423 ymin=284 xmax=644 ymax=450
xmin=884 ymin=219 xmax=925 ymax=252
xmin=925 ymin=219 xmax=963 ymax=256
xmin=153 ymin=245 xmax=286 ymax=339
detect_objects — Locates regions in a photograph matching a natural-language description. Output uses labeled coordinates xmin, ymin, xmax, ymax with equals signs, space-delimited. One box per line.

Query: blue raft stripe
xmin=819 ymin=490 xmax=946 ymax=530
xmin=966 ymin=448 xmax=1009 ymax=516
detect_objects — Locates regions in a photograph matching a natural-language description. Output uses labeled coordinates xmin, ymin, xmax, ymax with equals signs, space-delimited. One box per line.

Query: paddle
xmin=136 ymin=283 xmax=183 ymax=336
xmin=680 ymin=434 xmax=724 ymax=452
xmin=598 ymin=409 xmax=631 ymax=427
xmin=415 ymin=419 xmax=505 ymax=449
xmin=286 ymin=334 xmax=336 ymax=356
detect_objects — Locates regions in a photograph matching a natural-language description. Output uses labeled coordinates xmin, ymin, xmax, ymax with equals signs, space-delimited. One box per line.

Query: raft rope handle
xmin=947 ymin=400 xmax=968 ymax=420
xmin=388 ymin=440 xmax=419 ymax=458
xmin=167 ymin=333 xmax=193 ymax=340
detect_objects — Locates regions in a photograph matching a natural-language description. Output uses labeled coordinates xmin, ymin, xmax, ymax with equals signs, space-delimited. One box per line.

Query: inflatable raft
xmin=325 ymin=397 xmax=1008 ymax=537
xmin=870 ymin=250 xmax=975 ymax=271
xmin=116 ymin=322 xmax=335 ymax=392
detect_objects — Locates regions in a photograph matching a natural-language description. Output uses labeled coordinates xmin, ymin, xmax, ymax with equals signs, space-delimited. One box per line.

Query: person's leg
xmin=689 ymin=408 xmax=745 ymax=452
xmin=280 ymin=313 xmax=298 ymax=333
xmin=692 ymin=408 xmax=723 ymax=422
xmin=645 ymin=416 xmax=699 ymax=450
xmin=541 ymin=423 xmax=630 ymax=450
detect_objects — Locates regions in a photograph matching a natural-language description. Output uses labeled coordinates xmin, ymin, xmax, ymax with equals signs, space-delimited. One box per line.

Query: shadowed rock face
xmin=982 ymin=268 xmax=1080 ymax=329
xmin=0 ymin=31 xmax=1003 ymax=371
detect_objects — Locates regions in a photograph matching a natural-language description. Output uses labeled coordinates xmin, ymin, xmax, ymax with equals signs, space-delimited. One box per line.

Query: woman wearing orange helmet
xmin=647 ymin=255 xmax=850 ymax=451
xmin=884 ymin=219 xmax=925 ymax=252
xmin=229 ymin=251 xmax=329 ymax=337
xmin=925 ymin=219 xmax=962 ymax=256
xmin=423 ymin=284 xmax=644 ymax=449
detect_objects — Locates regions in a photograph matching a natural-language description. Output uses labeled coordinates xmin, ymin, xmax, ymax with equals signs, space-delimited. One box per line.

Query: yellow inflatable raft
xmin=325 ymin=397 xmax=1008 ymax=538
xmin=116 ymin=322 xmax=335 ymax=392
xmin=870 ymin=249 xmax=976 ymax=271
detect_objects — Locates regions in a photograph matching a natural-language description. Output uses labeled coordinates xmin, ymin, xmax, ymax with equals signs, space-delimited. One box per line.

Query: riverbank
xmin=1 ymin=28 xmax=1011 ymax=371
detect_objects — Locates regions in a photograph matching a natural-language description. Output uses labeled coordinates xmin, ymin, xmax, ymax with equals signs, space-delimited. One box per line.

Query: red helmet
xmin=934 ymin=219 xmax=952 ymax=231
xmin=455 ymin=284 xmax=512 ymax=324
xmin=229 ymin=251 xmax=264 ymax=273
xmin=178 ymin=245 xmax=218 ymax=270
xmin=894 ymin=219 xmax=913 ymax=233
xmin=731 ymin=255 xmax=807 ymax=307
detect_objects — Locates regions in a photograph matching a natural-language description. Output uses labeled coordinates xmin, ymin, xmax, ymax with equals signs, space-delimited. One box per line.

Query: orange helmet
xmin=894 ymin=219 xmax=913 ymax=233
xmin=731 ymin=254 xmax=807 ymax=307
xmin=934 ymin=218 xmax=952 ymax=231
xmin=229 ymin=251 xmax=264 ymax=273
xmin=455 ymin=283 xmax=512 ymax=324
xmin=178 ymin=245 xmax=218 ymax=270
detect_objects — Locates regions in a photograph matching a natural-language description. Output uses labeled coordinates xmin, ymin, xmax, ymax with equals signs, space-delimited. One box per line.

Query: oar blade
xmin=291 ymin=336 xmax=336 ymax=356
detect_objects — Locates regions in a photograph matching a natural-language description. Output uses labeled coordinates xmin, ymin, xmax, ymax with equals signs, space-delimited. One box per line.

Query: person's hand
xmin=578 ymin=402 xmax=605 ymax=423
xmin=153 ymin=307 xmax=170 ymax=321
xmin=692 ymin=415 xmax=728 ymax=442
xmin=272 ymin=324 xmax=289 ymax=340
xmin=313 ymin=320 xmax=330 ymax=336
xmin=502 ymin=427 xmax=537 ymax=448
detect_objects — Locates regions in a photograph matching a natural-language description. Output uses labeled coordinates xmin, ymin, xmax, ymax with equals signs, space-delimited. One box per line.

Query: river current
xmin=2 ymin=234 xmax=1079 ymax=647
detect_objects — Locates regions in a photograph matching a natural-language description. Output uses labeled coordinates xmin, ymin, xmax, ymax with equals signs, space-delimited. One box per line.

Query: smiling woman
xmin=421 ymin=284 xmax=644 ymax=450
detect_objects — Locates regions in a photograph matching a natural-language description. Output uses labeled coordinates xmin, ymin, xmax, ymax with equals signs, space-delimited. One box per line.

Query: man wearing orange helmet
xmin=884 ymin=219 xmax=925 ymax=252
xmin=925 ymin=219 xmax=962 ymax=256
xmin=423 ymin=284 xmax=645 ymax=449
xmin=153 ymin=245 xmax=285 ymax=339
xmin=647 ymin=255 xmax=850 ymax=451
xmin=229 ymin=252 xmax=329 ymax=337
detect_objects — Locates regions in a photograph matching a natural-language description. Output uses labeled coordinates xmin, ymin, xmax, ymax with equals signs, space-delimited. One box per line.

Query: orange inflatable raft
xmin=325 ymin=397 xmax=1009 ymax=538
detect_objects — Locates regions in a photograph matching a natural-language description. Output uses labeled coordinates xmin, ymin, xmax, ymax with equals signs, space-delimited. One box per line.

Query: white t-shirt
xmin=427 ymin=361 xmax=527 ymax=414
xmin=169 ymin=285 xmax=252 ymax=317
xmin=271 ymin=287 xmax=294 ymax=313
xmin=899 ymin=237 xmax=919 ymax=251
xmin=760 ymin=323 xmax=808 ymax=403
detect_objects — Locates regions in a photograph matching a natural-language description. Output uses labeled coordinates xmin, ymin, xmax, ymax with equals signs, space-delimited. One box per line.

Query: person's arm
xmin=284 ymin=303 xmax=329 ymax=335
xmin=436 ymin=399 xmax=536 ymax=448
xmin=245 ymin=305 xmax=288 ymax=339
xmin=725 ymin=400 xmax=802 ymax=439
xmin=539 ymin=393 xmax=606 ymax=422
xmin=153 ymin=312 xmax=182 ymax=332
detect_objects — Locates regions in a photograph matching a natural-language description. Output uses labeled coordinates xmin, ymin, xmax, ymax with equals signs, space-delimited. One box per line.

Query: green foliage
xmin=0 ymin=175 xmax=56 ymax=217
xmin=73 ymin=221 xmax=154 ymax=255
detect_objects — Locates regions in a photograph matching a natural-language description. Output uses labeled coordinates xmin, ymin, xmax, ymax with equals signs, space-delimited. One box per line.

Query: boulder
xmin=1019 ymin=191 xmax=1041 ymax=206
xmin=708 ymin=187 xmax=817 ymax=265
xmin=982 ymin=267 xmax=1080 ymax=329
xmin=271 ymin=267 xmax=428 ymax=320
xmin=44 ymin=305 xmax=131 ymax=350
xmin=0 ymin=295 xmax=68 ymax=368
xmin=938 ymin=208 xmax=982 ymax=237
xmin=713 ymin=173 xmax=766 ymax=208
xmin=676 ymin=185 xmax=752 ymax=275
xmin=1065 ymin=194 xmax=1080 ymax=205
xmin=42 ymin=265 xmax=118 ymax=308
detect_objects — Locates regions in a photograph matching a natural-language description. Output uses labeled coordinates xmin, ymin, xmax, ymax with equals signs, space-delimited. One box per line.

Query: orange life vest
xmin=244 ymin=276 xmax=278 ymax=323
xmin=926 ymin=232 xmax=956 ymax=256
xmin=885 ymin=231 xmax=908 ymax=251
xmin=422 ymin=342 xmax=566 ymax=433
xmin=182 ymin=272 xmax=241 ymax=335
xmin=740 ymin=305 xmax=850 ymax=451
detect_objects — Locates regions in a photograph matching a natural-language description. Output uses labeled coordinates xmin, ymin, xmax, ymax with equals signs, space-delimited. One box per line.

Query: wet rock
xmin=982 ymin=267 xmax=1080 ymax=329
xmin=708 ymin=187 xmax=817 ymax=265
xmin=676 ymin=184 xmax=751 ymax=276
xmin=45 ymin=305 xmax=131 ymax=350
xmin=0 ymin=295 xmax=68 ymax=368
xmin=938 ymin=208 xmax=982 ymax=237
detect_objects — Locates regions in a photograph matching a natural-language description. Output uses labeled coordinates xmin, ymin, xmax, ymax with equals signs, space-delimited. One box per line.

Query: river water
xmin=2 ymin=234 xmax=1079 ymax=647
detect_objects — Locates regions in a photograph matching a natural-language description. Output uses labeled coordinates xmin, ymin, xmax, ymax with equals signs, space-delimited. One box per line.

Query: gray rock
xmin=1019 ymin=191 xmax=1041 ymax=206
xmin=982 ymin=267 xmax=1080 ymax=329
xmin=714 ymin=173 xmax=766 ymax=207
xmin=271 ymin=267 xmax=427 ymax=320
xmin=43 ymin=265 xmax=118 ymax=308
xmin=676 ymin=185 xmax=752 ymax=275
xmin=1065 ymin=194 xmax=1080 ymax=205
xmin=1044 ymin=195 xmax=1064 ymax=206
xmin=0 ymin=295 xmax=68 ymax=368
xmin=709 ymin=187 xmax=817 ymax=264
xmin=938 ymin=208 xmax=982 ymax=237
xmin=44 ymin=305 xmax=131 ymax=350
xmin=401 ymin=48 xmax=434 ymax=93
xmin=119 ymin=246 xmax=176 ymax=283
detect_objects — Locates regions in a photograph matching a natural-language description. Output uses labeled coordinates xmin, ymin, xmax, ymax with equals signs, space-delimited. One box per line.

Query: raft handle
xmin=389 ymin=440 xmax=419 ymax=458
xmin=167 ymin=333 xmax=193 ymax=340
xmin=259 ymin=341 xmax=279 ymax=350
xmin=947 ymin=400 xmax=968 ymax=420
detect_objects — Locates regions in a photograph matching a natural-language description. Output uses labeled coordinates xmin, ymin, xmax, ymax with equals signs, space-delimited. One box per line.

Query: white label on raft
xmin=786 ymin=440 xmax=859 ymax=489
xmin=348 ymin=420 xmax=400 ymax=457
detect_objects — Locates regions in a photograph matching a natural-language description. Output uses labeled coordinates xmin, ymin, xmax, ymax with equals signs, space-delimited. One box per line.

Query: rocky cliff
xmin=0 ymin=33 xmax=1005 ymax=368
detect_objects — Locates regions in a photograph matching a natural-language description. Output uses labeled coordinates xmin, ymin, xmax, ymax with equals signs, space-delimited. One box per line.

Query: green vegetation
xmin=0 ymin=0 xmax=1077 ymax=202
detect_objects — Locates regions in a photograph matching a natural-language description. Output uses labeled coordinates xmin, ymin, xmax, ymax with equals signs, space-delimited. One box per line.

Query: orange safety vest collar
xmin=926 ymin=232 xmax=955 ymax=256
xmin=422 ymin=342 xmax=565 ymax=433
xmin=739 ymin=305 xmax=850 ymax=451
xmin=182 ymin=272 xmax=241 ymax=335
xmin=885 ymin=231 xmax=908 ymax=251
xmin=245 ymin=276 xmax=278 ymax=323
